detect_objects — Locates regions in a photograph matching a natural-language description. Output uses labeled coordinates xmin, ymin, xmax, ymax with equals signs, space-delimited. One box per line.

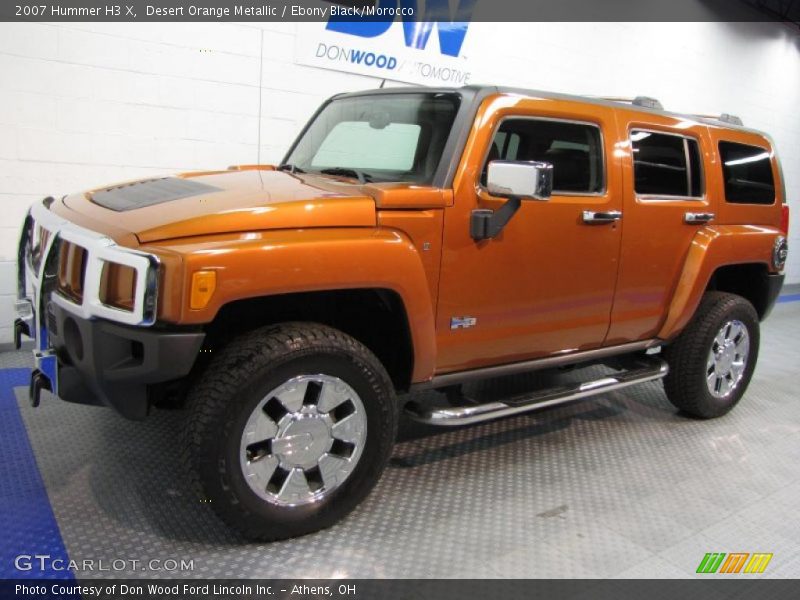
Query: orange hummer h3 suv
xmin=15 ymin=86 xmax=790 ymax=540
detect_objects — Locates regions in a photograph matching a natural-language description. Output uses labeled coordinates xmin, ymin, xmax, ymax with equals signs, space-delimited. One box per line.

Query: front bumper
xmin=15 ymin=198 xmax=204 ymax=419
xmin=47 ymin=303 xmax=204 ymax=419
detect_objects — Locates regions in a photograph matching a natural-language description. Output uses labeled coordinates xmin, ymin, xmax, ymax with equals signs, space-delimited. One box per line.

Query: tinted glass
xmin=483 ymin=119 xmax=604 ymax=193
xmin=285 ymin=93 xmax=460 ymax=184
xmin=719 ymin=141 xmax=775 ymax=204
xmin=632 ymin=131 xmax=703 ymax=197
xmin=688 ymin=138 xmax=703 ymax=197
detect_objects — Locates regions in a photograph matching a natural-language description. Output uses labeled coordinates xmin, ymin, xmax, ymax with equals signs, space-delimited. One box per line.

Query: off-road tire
xmin=663 ymin=292 xmax=760 ymax=419
xmin=183 ymin=322 xmax=397 ymax=541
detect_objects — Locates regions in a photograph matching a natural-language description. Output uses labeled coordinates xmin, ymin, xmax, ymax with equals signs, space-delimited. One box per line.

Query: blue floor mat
xmin=0 ymin=368 xmax=73 ymax=581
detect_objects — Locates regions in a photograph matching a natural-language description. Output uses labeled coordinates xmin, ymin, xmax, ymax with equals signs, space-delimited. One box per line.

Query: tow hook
xmin=29 ymin=370 xmax=52 ymax=408
xmin=14 ymin=318 xmax=31 ymax=350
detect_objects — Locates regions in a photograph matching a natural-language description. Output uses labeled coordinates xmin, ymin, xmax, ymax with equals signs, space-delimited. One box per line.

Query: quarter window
xmin=631 ymin=131 xmax=704 ymax=198
xmin=719 ymin=141 xmax=775 ymax=204
xmin=482 ymin=119 xmax=604 ymax=194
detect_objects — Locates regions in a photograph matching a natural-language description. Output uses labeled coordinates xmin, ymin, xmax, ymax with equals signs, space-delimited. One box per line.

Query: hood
xmin=59 ymin=168 xmax=378 ymax=243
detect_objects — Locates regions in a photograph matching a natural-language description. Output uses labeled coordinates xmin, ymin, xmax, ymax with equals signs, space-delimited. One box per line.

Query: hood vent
xmin=91 ymin=177 xmax=221 ymax=212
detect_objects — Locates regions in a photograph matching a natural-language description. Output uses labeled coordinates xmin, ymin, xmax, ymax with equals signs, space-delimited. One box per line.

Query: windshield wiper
xmin=317 ymin=167 xmax=372 ymax=184
xmin=276 ymin=163 xmax=305 ymax=173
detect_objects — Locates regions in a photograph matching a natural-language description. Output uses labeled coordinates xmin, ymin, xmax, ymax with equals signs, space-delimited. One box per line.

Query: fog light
xmin=190 ymin=270 xmax=216 ymax=310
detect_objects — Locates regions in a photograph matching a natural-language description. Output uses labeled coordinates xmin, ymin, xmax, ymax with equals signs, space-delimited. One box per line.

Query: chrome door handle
xmin=684 ymin=212 xmax=715 ymax=224
xmin=582 ymin=210 xmax=622 ymax=224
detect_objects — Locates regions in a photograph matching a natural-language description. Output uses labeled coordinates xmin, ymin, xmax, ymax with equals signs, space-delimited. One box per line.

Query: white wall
xmin=0 ymin=21 xmax=798 ymax=343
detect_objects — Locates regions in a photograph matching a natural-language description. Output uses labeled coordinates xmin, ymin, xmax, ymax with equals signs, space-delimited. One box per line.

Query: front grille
xmin=57 ymin=241 xmax=87 ymax=303
xmin=24 ymin=198 xmax=159 ymax=327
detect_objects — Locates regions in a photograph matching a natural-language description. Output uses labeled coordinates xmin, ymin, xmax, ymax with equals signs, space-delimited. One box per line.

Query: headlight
xmin=57 ymin=241 xmax=87 ymax=303
xmin=99 ymin=261 xmax=137 ymax=311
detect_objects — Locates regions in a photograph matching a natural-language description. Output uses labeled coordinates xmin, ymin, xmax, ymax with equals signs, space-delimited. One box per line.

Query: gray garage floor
xmin=2 ymin=301 xmax=799 ymax=579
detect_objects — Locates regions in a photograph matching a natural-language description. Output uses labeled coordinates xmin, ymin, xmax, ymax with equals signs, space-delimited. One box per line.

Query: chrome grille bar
xmin=19 ymin=198 xmax=159 ymax=331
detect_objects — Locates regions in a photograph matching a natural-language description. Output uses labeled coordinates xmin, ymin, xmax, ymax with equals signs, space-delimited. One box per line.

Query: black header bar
xmin=3 ymin=578 xmax=800 ymax=600
xmin=3 ymin=0 xmax=799 ymax=23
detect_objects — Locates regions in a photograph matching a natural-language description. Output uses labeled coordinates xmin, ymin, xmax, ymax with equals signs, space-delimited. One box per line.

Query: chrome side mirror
xmin=486 ymin=160 xmax=553 ymax=201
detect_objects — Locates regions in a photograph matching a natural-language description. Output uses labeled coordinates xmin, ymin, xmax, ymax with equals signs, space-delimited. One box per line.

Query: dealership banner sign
xmin=295 ymin=1 xmax=477 ymax=86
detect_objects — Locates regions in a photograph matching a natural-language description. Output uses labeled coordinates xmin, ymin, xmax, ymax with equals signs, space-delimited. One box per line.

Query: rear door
xmin=606 ymin=113 xmax=715 ymax=344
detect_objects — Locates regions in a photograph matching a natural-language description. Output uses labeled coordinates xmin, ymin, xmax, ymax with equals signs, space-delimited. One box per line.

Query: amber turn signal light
xmin=190 ymin=270 xmax=217 ymax=310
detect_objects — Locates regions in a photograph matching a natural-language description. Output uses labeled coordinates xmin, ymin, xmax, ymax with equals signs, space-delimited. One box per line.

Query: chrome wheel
xmin=706 ymin=320 xmax=750 ymax=399
xmin=239 ymin=374 xmax=367 ymax=507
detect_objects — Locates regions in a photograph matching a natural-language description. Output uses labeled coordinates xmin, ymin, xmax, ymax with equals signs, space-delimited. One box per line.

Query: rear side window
xmin=719 ymin=141 xmax=775 ymax=204
xmin=483 ymin=118 xmax=604 ymax=194
xmin=631 ymin=130 xmax=704 ymax=197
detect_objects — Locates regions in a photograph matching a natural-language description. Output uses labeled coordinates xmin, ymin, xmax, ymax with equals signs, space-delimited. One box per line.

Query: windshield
xmin=283 ymin=92 xmax=460 ymax=184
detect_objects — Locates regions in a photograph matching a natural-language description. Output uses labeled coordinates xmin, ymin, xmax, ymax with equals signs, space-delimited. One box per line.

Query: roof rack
xmin=597 ymin=96 xmax=664 ymax=110
xmin=689 ymin=113 xmax=744 ymax=126
xmin=594 ymin=95 xmax=745 ymax=127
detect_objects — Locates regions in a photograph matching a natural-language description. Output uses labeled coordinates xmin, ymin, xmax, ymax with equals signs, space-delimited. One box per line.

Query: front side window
xmin=482 ymin=118 xmax=604 ymax=194
xmin=284 ymin=93 xmax=460 ymax=184
xmin=719 ymin=141 xmax=775 ymax=204
xmin=631 ymin=130 xmax=704 ymax=198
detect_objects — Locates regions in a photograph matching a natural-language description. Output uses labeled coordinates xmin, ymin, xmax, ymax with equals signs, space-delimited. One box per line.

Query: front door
xmin=435 ymin=96 xmax=623 ymax=374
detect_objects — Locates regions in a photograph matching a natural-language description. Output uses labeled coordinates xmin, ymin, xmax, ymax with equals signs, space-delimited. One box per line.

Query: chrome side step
xmin=405 ymin=357 xmax=668 ymax=427
xmin=415 ymin=339 xmax=660 ymax=390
